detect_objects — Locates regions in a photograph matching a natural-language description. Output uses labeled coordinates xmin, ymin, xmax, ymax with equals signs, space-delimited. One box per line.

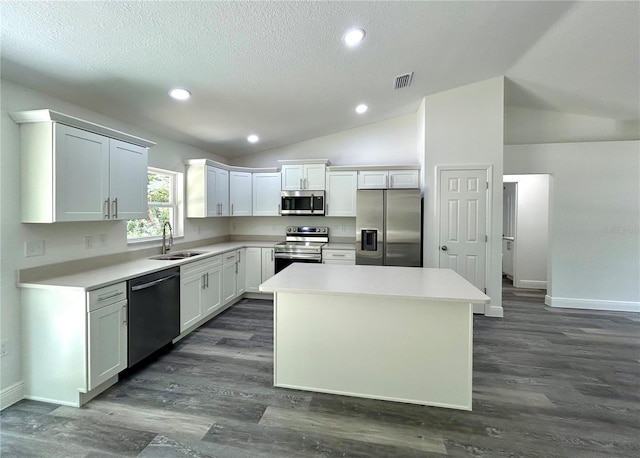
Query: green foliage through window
xmin=127 ymin=170 xmax=177 ymax=240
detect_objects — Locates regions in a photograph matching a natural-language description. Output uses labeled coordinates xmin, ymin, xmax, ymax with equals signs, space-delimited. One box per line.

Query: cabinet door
xmin=358 ymin=171 xmax=389 ymax=189
xmin=216 ymin=169 xmax=230 ymax=216
xmin=236 ymin=249 xmax=246 ymax=296
xmin=180 ymin=272 xmax=204 ymax=332
xmin=253 ymin=173 xmax=281 ymax=216
xmin=281 ymin=165 xmax=303 ymax=190
xmin=222 ymin=261 xmax=237 ymax=304
xmin=109 ymin=139 xmax=148 ymax=219
xmin=54 ymin=124 xmax=110 ymax=221
xmin=206 ymin=166 xmax=218 ymax=217
xmin=326 ymin=171 xmax=357 ymax=217
xmin=304 ymin=164 xmax=326 ymax=190
xmin=229 ymin=172 xmax=252 ymax=216
xmin=389 ymin=170 xmax=419 ymax=189
xmin=203 ymin=265 xmax=222 ymax=314
xmin=262 ymin=248 xmax=275 ymax=282
xmin=88 ymin=299 xmax=127 ymax=389
xmin=245 ymin=247 xmax=262 ymax=293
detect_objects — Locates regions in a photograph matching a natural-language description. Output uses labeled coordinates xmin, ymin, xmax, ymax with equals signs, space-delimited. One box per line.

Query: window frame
xmin=127 ymin=167 xmax=184 ymax=243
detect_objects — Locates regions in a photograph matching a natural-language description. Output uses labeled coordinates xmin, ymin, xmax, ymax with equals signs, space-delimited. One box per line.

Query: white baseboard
xmin=0 ymin=381 xmax=25 ymax=410
xmin=485 ymin=305 xmax=504 ymax=318
xmin=516 ymin=279 xmax=547 ymax=289
xmin=545 ymin=295 xmax=640 ymax=313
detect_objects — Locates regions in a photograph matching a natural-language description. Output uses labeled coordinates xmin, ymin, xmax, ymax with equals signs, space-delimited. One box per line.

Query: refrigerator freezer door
xmin=385 ymin=190 xmax=422 ymax=267
xmin=356 ymin=190 xmax=384 ymax=265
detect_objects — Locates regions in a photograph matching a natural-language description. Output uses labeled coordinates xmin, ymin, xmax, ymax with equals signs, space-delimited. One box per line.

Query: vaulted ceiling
xmin=2 ymin=1 xmax=638 ymax=158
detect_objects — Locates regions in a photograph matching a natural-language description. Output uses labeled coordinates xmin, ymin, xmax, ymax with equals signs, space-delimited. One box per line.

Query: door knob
xmin=441 ymin=245 xmax=448 ymax=251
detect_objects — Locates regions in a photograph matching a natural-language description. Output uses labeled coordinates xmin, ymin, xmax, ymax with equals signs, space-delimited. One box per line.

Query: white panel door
xmin=281 ymin=165 xmax=303 ymax=190
xmin=229 ymin=171 xmax=252 ymax=216
xmin=109 ymin=139 xmax=148 ymax=220
xmin=206 ymin=166 xmax=218 ymax=217
xmin=245 ymin=247 xmax=263 ymax=292
xmin=253 ymin=173 xmax=281 ymax=216
xmin=439 ymin=169 xmax=487 ymax=312
xmin=88 ymin=299 xmax=127 ymax=389
xmin=54 ymin=124 xmax=110 ymax=221
xmin=326 ymin=171 xmax=357 ymax=217
xmin=262 ymin=248 xmax=275 ymax=281
xmin=303 ymin=164 xmax=326 ymax=190
xmin=216 ymin=169 xmax=229 ymax=216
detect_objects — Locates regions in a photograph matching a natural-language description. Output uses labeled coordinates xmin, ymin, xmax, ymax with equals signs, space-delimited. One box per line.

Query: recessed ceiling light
xmin=168 ymin=88 xmax=191 ymax=100
xmin=355 ymin=104 xmax=368 ymax=114
xmin=247 ymin=134 xmax=260 ymax=143
xmin=343 ymin=28 xmax=365 ymax=47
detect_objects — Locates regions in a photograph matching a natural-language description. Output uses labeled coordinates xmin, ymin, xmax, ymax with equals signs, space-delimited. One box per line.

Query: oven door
xmin=274 ymin=253 xmax=322 ymax=273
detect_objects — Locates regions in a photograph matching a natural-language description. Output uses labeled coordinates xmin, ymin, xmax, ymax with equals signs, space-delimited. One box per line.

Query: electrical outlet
xmin=84 ymin=235 xmax=95 ymax=249
xmin=0 ymin=340 xmax=8 ymax=358
xmin=24 ymin=240 xmax=45 ymax=257
xmin=99 ymin=234 xmax=108 ymax=247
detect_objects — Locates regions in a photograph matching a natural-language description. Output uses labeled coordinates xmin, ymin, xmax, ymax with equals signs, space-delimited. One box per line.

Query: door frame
xmin=435 ymin=164 xmax=494 ymax=314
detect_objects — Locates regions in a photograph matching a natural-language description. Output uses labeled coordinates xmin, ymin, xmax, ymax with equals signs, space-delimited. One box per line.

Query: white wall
xmin=0 ymin=80 xmax=230 ymax=398
xmin=505 ymin=106 xmax=640 ymax=145
xmin=503 ymin=174 xmax=549 ymax=289
xmin=422 ymin=77 xmax=505 ymax=317
xmin=504 ymin=141 xmax=640 ymax=312
xmin=232 ymin=113 xmax=418 ymax=168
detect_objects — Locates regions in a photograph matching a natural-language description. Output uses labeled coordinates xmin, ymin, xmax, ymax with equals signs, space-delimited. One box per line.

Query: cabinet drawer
xmin=181 ymin=255 xmax=222 ymax=277
xmin=222 ymin=251 xmax=237 ymax=265
xmin=323 ymin=250 xmax=356 ymax=261
xmin=88 ymin=282 xmax=127 ymax=312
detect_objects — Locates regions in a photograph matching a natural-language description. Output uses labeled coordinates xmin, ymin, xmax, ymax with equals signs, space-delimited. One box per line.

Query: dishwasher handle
xmin=131 ymin=273 xmax=179 ymax=292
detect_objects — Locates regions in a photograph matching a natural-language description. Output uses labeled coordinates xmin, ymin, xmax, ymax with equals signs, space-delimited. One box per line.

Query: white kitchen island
xmin=259 ymin=263 xmax=490 ymax=411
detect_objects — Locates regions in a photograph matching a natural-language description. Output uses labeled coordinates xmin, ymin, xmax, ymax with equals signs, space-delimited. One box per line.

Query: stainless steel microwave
xmin=280 ymin=190 xmax=325 ymax=216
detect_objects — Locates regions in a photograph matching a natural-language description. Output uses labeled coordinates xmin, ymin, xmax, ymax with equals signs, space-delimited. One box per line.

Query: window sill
xmin=127 ymin=235 xmax=184 ymax=246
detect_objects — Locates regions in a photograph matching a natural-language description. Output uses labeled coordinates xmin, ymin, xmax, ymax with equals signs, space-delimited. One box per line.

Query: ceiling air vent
xmin=394 ymin=72 xmax=413 ymax=89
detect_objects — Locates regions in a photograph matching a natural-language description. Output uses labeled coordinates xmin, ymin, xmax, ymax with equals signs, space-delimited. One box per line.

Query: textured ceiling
xmin=1 ymin=1 xmax=638 ymax=158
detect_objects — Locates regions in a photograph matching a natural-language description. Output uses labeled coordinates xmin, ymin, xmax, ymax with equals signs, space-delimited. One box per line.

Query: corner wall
xmin=422 ymin=77 xmax=505 ymax=317
xmin=504 ymin=141 xmax=640 ymax=312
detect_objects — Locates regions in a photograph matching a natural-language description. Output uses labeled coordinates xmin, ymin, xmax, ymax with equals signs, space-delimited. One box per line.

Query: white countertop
xmin=260 ymin=264 xmax=490 ymax=303
xmin=18 ymin=241 xmax=276 ymax=291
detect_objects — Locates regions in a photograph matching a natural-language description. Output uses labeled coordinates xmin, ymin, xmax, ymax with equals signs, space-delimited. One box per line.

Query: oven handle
xmin=274 ymin=253 xmax=322 ymax=260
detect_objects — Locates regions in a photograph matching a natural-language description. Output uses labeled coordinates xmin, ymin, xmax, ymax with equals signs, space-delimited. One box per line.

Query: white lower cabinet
xmin=22 ymin=282 xmax=128 ymax=407
xmin=322 ymin=249 xmax=356 ymax=265
xmin=180 ymin=256 xmax=222 ymax=332
xmin=88 ymin=298 xmax=128 ymax=389
xmin=222 ymin=251 xmax=238 ymax=304
xmin=245 ymin=247 xmax=275 ymax=292
xmin=236 ymin=249 xmax=246 ymax=296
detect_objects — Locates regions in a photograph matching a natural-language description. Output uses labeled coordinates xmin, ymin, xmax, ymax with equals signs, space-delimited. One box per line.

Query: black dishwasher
xmin=127 ymin=267 xmax=180 ymax=367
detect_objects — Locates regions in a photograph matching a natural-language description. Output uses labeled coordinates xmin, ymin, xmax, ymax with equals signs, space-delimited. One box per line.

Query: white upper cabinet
xmin=281 ymin=163 xmax=326 ymax=190
xmin=229 ymin=171 xmax=252 ymax=216
xmin=388 ymin=170 xmax=420 ymax=189
xmin=253 ymin=172 xmax=281 ymax=216
xmin=326 ymin=171 xmax=357 ymax=217
xmin=358 ymin=169 xmax=419 ymax=189
xmin=11 ymin=110 xmax=153 ymax=223
xmin=187 ymin=164 xmax=229 ymax=218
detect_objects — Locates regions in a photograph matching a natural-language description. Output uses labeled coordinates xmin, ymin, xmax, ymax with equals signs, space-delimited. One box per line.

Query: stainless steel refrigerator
xmin=355 ymin=189 xmax=422 ymax=267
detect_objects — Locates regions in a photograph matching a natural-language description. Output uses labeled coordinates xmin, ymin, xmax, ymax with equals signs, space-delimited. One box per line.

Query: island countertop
xmin=260 ymin=263 xmax=490 ymax=303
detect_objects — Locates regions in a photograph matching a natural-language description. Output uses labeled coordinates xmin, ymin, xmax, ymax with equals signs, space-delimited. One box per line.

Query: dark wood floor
xmin=2 ymin=281 xmax=639 ymax=457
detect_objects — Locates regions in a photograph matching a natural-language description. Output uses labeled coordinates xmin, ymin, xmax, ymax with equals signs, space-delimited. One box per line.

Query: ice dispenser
xmin=361 ymin=229 xmax=378 ymax=251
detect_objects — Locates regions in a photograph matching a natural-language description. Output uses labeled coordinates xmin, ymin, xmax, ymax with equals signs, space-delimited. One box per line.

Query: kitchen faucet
xmin=162 ymin=222 xmax=173 ymax=254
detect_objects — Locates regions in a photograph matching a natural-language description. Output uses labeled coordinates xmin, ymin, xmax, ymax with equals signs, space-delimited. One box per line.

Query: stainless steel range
xmin=274 ymin=226 xmax=329 ymax=273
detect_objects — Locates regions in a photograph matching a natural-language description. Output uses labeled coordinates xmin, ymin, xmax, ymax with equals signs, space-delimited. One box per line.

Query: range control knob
xmin=287 ymin=227 xmax=292 ymax=232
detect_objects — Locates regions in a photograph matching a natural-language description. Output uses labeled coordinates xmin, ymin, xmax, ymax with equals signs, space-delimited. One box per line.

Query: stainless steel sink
xmin=150 ymin=251 xmax=208 ymax=261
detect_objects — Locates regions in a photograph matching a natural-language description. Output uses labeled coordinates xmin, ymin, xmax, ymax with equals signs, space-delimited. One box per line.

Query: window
xmin=127 ymin=167 xmax=183 ymax=241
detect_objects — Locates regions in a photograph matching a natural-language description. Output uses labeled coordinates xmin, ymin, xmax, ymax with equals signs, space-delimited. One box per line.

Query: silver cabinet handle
xmin=122 ymin=305 xmax=127 ymax=325
xmin=112 ymin=197 xmax=118 ymax=219
xmin=277 ymin=204 xmax=281 ymax=214
xmin=299 ymin=178 xmax=303 ymax=189
xmin=235 ymin=261 xmax=238 ymax=274
xmin=332 ymin=254 xmax=346 ymax=257
xmin=226 ymin=254 xmax=235 ymax=260
xmin=206 ymin=272 xmax=209 ymax=288
xmin=201 ymin=274 xmax=206 ymax=289
xmin=104 ymin=198 xmax=111 ymax=219
xmin=98 ymin=291 xmax=124 ymax=302
xmin=271 ymin=249 xmax=274 ymax=261
xmin=231 ymin=203 xmax=234 ymax=215
xmin=390 ymin=174 xmax=393 ymax=188
xmin=385 ymin=175 xmax=389 ymax=189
